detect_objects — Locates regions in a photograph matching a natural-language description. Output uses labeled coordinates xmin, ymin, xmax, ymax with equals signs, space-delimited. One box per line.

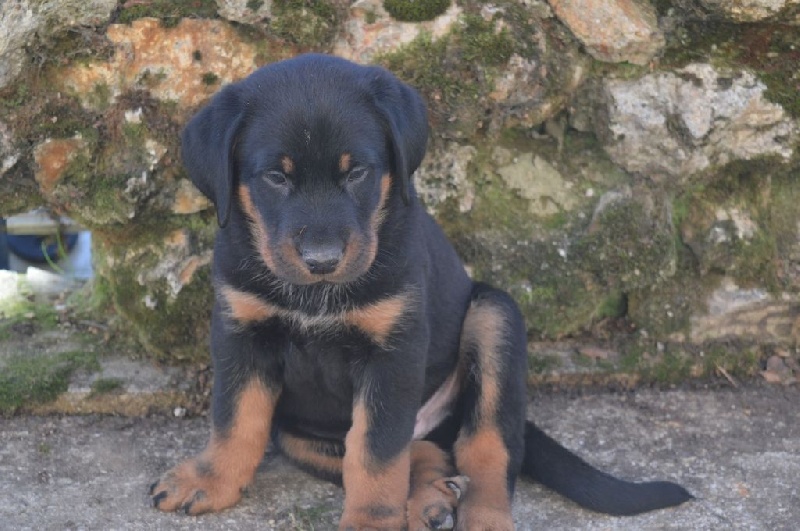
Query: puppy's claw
xmin=151 ymin=490 xmax=168 ymax=508
xmin=444 ymin=476 xmax=469 ymax=501
xmin=435 ymin=513 xmax=455 ymax=530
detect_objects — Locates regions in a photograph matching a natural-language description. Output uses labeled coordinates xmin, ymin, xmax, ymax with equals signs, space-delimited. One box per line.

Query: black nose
xmin=300 ymin=243 xmax=343 ymax=275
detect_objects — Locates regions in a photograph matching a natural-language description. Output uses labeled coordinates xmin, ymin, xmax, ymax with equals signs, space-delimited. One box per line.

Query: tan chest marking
xmin=343 ymin=293 xmax=410 ymax=345
xmin=220 ymin=284 xmax=410 ymax=344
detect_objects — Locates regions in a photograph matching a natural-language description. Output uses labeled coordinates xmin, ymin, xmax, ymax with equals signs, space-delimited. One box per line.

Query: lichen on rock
xmin=595 ymin=63 xmax=797 ymax=181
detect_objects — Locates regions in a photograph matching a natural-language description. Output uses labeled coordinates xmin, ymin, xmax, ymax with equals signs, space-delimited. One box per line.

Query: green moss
xmin=529 ymin=353 xmax=560 ymax=375
xmin=378 ymin=32 xmax=476 ymax=118
xmin=0 ymin=83 xmax=30 ymax=109
xmin=595 ymin=292 xmax=627 ymax=320
xmin=618 ymin=342 xmax=692 ymax=384
xmin=627 ymin=245 xmax=707 ymax=339
xmin=271 ymin=0 xmax=338 ymax=49
xmin=90 ymin=377 xmax=125 ymax=395
xmin=649 ymin=350 xmax=693 ymax=384
xmin=87 ymin=83 xmax=112 ymax=110
xmin=576 ymin=199 xmax=677 ymax=290
xmin=0 ymin=297 xmax=59 ymax=333
xmin=247 ymin=0 xmax=265 ymax=10
xmin=116 ymin=0 xmax=218 ymax=27
xmin=460 ymin=14 xmax=513 ymax=66
xmin=0 ymin=350 xmax=99 ymax=415
xmin=107 ymin=260 xmax=213 ymax=363
xmin=676 ymin=159 xmax=795 ymax=292
xmin=383 ymin=0 xmax=450 ymax=22
xmin=376 ymin=11 xmax=517 ymax=137
xmin=201 ymin=72 xmax=220 ymax=86
xmin=699 ymin=346 xmax=762 ymax=380
xmin=32 ymin=100 xmax=100 ymax=145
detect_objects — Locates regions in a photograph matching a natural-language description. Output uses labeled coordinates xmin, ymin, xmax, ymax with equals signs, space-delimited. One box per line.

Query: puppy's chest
xmin=219 ymin=284 xmax=412 ymax=345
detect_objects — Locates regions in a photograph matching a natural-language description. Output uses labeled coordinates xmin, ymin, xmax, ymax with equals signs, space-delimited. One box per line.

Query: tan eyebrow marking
xmin=281 ymin=156 xmax=294 ymax=174
xmin=339 ymin=152 xmax=351 ymax=173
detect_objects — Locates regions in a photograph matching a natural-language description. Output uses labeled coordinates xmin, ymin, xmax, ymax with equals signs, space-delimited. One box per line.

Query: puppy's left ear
xmin=181 ymin=85 xmax=245 ymax=227
xmin=369 ymin=68 xmax=428 ymax=204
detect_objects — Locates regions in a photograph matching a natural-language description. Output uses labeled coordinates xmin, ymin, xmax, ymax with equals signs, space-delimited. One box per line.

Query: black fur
xmin=162 ymin=54 xmax=692 ymax=523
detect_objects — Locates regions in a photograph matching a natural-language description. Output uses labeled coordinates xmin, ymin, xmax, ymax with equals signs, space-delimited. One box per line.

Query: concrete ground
xmin=1 ymin=384 xmax=798 ymax=530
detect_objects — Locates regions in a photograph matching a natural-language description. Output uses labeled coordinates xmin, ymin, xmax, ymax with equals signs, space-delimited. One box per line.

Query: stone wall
xmin=1 ymin=0 xmax=798 ymax=380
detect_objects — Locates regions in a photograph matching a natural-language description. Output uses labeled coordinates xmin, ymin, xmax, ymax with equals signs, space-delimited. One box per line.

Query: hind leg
xmin=407 ymin=441 xmax=469 ymax=531
xmin=452 ymin=284 xmax=528 ymax=531
xmin=280 ymin=433 xmax=468 ymax=530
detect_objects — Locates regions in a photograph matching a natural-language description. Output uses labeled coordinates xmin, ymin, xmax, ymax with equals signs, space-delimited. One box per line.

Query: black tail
xmin=521 ymin=422 xmax=693 ymax=516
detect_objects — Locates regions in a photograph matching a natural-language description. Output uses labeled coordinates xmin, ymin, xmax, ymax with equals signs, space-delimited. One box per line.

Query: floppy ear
xmin=181 ymin=85 xmax=245 ymax=227
xmin=369 ymin=69 xmax=428 ymax=204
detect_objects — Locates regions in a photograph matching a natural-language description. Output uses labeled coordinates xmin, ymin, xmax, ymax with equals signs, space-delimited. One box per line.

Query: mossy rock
xmin=676 ymin=158 xmax=799 ymax=293
xmin=94 ymin=218 xmax=216 ymax=363
xmin=376 ymin=10 xmax=550 ymax=138
xmin=271 ymin=0 xmax=338 ymax=49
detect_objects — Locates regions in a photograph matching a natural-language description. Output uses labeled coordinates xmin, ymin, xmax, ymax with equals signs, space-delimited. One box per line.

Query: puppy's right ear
xmin=181 ymin=85 xmax=244 ymax=228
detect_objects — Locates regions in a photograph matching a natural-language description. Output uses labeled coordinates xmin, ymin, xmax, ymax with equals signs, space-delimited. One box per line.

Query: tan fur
xmin=278 ymin=432 xmax=344 ymax=477
xmin=219 ymin=284 xmax=278 ymax=324
xmin=281 ymin=156 xmax=294 ymax=174
xmin=238 ymin=175 xmax=391 ymax=285
xmin=407 ymin=441 xmax=467 ymax=531
xmin=239 ymin=184 xmax=279 ymax=272
xmin=454 ymin=428 xmax=513 ymax=531
xmin=340 ymin=402 xmax=410 ymax=529
xmin=220 ymin=282 xmax=411 ymax=345
xmin=460 ymin=302 xmax=505 ymax=422
xmin=344 ymin=292 xmax=409 ymax=345
xmin=339 ymin=152 xmax=351 ymax=173
xmin=452 ymin=302 xmax=514 ymax=530
xmin=152 ymin=379 xmax=277 ymax=515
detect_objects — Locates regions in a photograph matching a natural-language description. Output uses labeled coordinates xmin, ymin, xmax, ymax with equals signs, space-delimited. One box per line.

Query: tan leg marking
xmin=151 ymin=379 xmax=277 ymax=515
xmin=407 ymin=441 xmax=469 ymax=531
xmin=453 ymin=302 xmax=514 ymax=531
xmin=278 ymin=431 xmax=344 ymax=478
xmin=340 ymin=402 xmax=410 ymax=530
xmin=344 ymin=292 xmax=410 ymax=345
xmin=460 ymin=302 xmax=505 ymax=422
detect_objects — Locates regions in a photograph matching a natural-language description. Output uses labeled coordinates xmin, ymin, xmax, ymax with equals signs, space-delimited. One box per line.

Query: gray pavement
xmin=1 ymin=384 xmax=798 ymax=530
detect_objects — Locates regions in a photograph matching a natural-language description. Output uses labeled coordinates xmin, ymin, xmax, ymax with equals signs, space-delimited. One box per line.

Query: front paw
xmin=149 ymin=457 xmax=244 ymax=515
xmin=339 ymin=504 xmax=408 ymax=531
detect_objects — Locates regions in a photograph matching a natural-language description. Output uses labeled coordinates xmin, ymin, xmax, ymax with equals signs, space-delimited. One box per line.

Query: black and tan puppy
xmin=150 ymin=54 xmax=692 ymax=530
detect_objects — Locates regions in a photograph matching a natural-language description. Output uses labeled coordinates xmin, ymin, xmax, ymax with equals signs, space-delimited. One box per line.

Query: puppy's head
xmin=181 ymin=54 xmax=428 ymax=285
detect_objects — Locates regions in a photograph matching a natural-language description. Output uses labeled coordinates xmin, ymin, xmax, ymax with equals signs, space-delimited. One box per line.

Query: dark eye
xmin=346 ymin=166 xmax=369 ymax=184
xmin=263 ymin=171 xmax=289 ymax=188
